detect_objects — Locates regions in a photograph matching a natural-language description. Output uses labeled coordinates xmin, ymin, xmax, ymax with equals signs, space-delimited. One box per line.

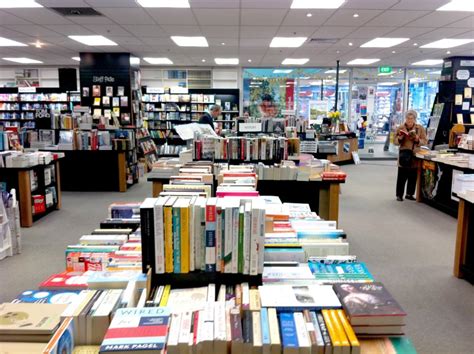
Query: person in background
xmin=198 ymin=104 xmax=221 ymax=131
xmin=394 ymin=110 xmax=427 ymax=201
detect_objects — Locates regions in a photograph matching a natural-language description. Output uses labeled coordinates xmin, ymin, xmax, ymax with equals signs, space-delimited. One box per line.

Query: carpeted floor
xmin=0 ymin=162 xmax=472 ymax=353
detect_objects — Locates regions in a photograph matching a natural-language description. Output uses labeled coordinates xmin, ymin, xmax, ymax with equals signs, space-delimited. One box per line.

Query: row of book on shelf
xmin=0 ymin=163 xmax=414 ymax=353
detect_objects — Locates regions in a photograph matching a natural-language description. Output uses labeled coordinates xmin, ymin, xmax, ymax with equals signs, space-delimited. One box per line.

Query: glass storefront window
xmin=407 ymin=69 xmax=440 ymax=127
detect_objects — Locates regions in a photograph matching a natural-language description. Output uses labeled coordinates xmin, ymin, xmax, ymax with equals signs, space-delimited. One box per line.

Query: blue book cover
xmin=172 ymin=207 xmax=181 ymax=273
xmin=260 ymin=308 xmax=271 ymax=346
xmin=12 ymin=290 xmax=82 ymax=304
xmin=279 ymin=312 xmax=299 ymax=350
xmin=297 ymin=230 xmax=343 ymax=239
xmin=308 ymin=262 xmax=374 ymax=280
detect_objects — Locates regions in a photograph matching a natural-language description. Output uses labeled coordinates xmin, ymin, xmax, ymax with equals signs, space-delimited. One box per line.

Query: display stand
xmin=0 ymin=159 xmax=62 ymax=227
xmin=454 ymin=192 xmax=474 ymax=284
xmin=48 ymin=150 xmax=131 ymax=192
xmin=318 ymin=133 xmax=358 ymax=164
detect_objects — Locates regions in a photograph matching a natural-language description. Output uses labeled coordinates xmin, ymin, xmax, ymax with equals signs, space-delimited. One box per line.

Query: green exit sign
xmin=379 ymin=66 xmax=392 ymax=74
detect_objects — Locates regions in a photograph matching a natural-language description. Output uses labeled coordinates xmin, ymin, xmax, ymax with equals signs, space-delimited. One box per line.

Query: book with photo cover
xmin=93 ymin=97 xmax=101 ymax=106
xmin=117 ymin=86 xmax=124 ymax=96
xmin=106 ymin=86 xmax=113 ymax=97
xmin=120 ymin=96 xmax=128 ymax=107
xmin=102 ymin=96 xmax=110 ymax=107
xmin=92 ymin=85 xmax=100 ymax=97
xmin=112 ymin=97 xmax=120 ymax=107
xmin=113 ymin=107 xmax=120 ymax=117
xmin=258 ymin=284 xmax=341 ymax=310
xmin=333 ymin=282 xmax=406 ymax=326
xmin=82 ymin=87 xmax=89 ymax=97
xmin=93 ymin=109 xmax=102 ymax=118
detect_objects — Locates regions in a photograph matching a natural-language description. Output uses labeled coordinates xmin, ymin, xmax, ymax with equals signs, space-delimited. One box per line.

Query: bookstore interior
xmin=1 ymin=0 xmax=474 ymax=353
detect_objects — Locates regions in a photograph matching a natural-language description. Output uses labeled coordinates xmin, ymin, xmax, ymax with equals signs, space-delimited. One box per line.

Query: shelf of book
xmin=0 ymin=159 xmax=62 ymax=227
xmin=150 ymin=272 xmax=262 ymax=289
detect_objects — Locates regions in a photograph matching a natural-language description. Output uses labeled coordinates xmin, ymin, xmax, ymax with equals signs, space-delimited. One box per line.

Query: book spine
xmin=154 ymin=202 xmax=165 ymax=274
xmin=189 ymin=201 xmax=195 ymax=272
xmin=231 ymin=206 xmax=239 ymax=274
xmin=303 ymin=310 xmax=318 ymax=352
xmin=205 ymin=202 xmax=216 ymax=272
xmin=294 ymin=312 xmax=311 ymax=352
xmin=139 ymin=204 xmax=153 ymax=273
xmin=181 ymin=205 xmax=190 ymax=273
xmin=172 ymin=207 xmax=181 ymax=273
xmin=321 ymin=310 xmax=339 ymax=352
xmin=200 ymin=205 xmax=206 ymax=271
xmin=244 ymin=205 xmax=251 ymax=275
xmin=238 ymin=207 xmax=244 ymax=274
xmin=336 ymin=309 xmax=360 ymax=352
xmin=223 ymin=205 xmax=233 ymax=273
xmin=194 ymin=203 xmax=202 ymax=271
xmin=279 ymin=312 xmax=299 ymax=350
xmin=216 ymin=205 xmax=223 ymax=272
xmin=168 ymin=313 xmax=182 ymax=350
xmin=242 ymin=309 xmax=253 ymax=349
xmin=164 ymin=205 xmax=173 ymax=273
xmin=260 ymin=308 xmax=271 ymax=354
xmin=250 ymin=202 xmax=259 ymax=275
xmin=159 ymin=284 xmax=171 ymax=306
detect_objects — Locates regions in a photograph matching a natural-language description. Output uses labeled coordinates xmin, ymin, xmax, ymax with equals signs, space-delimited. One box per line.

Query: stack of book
xmin=216 ymin=166 xmax=259 ymax=197
xmin=334 ymin=282 xmax=407 ymax=337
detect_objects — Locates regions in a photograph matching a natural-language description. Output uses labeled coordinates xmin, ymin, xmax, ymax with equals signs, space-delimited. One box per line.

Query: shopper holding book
xmin=198 ymin=104 xmax=221 ymax=131
xmin=394 ymin=110 xmax=427 ymax=201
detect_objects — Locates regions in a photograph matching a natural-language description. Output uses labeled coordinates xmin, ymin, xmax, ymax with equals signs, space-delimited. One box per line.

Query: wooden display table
xmin=454 ymin=192 xmax=474 ymax=283
xmin=0 ymin=159 xmax=62 ymax=227
xmin=148 ymin=177 xmax=343 ymax=225
xmin=327 ymin=138 xmax=358 ymax=164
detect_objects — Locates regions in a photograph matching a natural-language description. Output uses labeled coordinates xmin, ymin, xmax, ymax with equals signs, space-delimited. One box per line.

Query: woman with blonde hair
xmin=394 ymin=110 xmax=427 ymax=201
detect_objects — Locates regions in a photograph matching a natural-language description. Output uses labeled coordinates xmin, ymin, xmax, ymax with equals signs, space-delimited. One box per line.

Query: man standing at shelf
xmin=394 ymin=110 xmax=427 ymax=202
xmin=199 ymin=104 xmax=221 ymax=131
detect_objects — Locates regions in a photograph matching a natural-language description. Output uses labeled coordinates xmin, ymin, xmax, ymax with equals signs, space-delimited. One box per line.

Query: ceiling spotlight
xmin=202 ymin=59 xmax=206 ymax=62
xmin=33 ymin=40 xmax=44 ymax=48
xmin=413 ymin=43 xmax=418 ymax=46
xmin=447 ymin=50 xmax=451 ymax=54
xmin=307 ymin=13 xmax=312 ymax=17
xmin=349 ymin=42 xmax=353 ymax=46
xmin=71 ymin=57 xmax=80 ymax=61
xmin=392 ymin=50 xmax=396 ymax=54
xmin=248 ymin=59 xmax=252 ymax=62
xmin=336 ymin=50 xmax=340 ymax=53
xmin=221 ymin=42 xmax=225 ymax=45
xmin=353 ymin=13 xmax=359 ymax=18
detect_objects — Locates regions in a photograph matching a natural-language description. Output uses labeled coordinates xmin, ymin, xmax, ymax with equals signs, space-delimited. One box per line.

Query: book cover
xmin=102 ymin=96 xmax=110 ymax=106
xmin=179 ymin=198 xmax=191 ymax=273
xmin=333 ymin=283 xmax=406 ymax=325
xmin=43 ymin=316 xmax=74 ymax=354
xmin=205 ymin=198 xmax=217 ymax=272
xmin=279 ymin=312 xmax=299 ymax=352
xmin=238 ymin=205 xmax=244 ymax=273
xmin=294 ymin=312 xmax=311 ymax=354
xmin=172 ymin=204 xmax=181 ymax=273
xmin=166 ymin=287 xmax=207 ymax=313
xmin=0 ymin=303 xmax=67 ymax=335
xmin=120 ymin=96 xmax=128 ymax=107
xmin=117 ymin=86 xmax=124 ymax=96
xmin=39 ymin=272 xmax=88 ymax=291
xmin=13 ymin=290 xmax=82 ymax=305
xmin=259 ymin=285 xmax=341 ymax=310
xmin=99 ymin=307 xmax=170 ymax=352
xmin=92 ymin=85 xmax=100 ymax=97
xmin=230 ymin=307 xmax=243 ymax=354
xmin=154 ymin=197 xmax=168 ymax=274
xmin=106 ymin=86 xmax=113 ymax=97
xmin=164 ymin=197 xmax=177 ymax=273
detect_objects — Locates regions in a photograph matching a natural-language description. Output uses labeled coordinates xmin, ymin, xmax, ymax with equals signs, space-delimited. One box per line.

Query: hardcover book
xmin=12 ymin=290 xmax=82 ymax=305
xmin=333 ymin=282 xmax=406 ymax=326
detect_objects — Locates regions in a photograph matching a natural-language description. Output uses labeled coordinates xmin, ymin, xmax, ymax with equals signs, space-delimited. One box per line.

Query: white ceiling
xmin=0 ymin=0 xmax=473 ymax=67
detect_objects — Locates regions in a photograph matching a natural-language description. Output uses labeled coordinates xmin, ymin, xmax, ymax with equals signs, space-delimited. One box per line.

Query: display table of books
xmin=0 ymin=151 xmax=62 ymax=227
xmin=454 ymin=191 xmax=474 ymax=283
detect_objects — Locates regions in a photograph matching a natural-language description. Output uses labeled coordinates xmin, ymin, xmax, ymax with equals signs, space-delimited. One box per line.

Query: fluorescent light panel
xmin=71 ymin=57 xmax=80 ymax=61
xmin=361 ymin=37 xmax=409 ymax=48
xmin=421 ymin=38 xmax=474 ymax=48
xmin=282 ymin=58 xmax=309 ymax=65
xmin=291 ymin=0 xmax=345 ymax=9
xmin=347 ymin=58 xmax=380 ymax=65
xmin=273 ymin=69 xmax=293 ymax=74
xmin=270 ymin=37 xmax=307 ymax=48
xmin=325 ymin=69 xmax=347 ymax=74
xmin=68 ymin=35 xmax=117 ymax=46
xmin=0 ymin=0 xmax=42 ymax=8
xmin=137 ymin=0 xmax=190 ymax=7
xmin=130 ymin=57 xmax=140 ymax=65
xmin=171 ymin=36 xmax=208 ymax=47
xmin=215 ymin=58 xmax=239 ymax=65
xmin=437 ymin=0 xmax=474 ymax=12
xmin=2 ymin=57 xmax=42 ymax=64
xmin=143 ymin=57 xmax=173 ymax=64
xmin=411 ymin=59 xmax=443 ymax=66
xmin=0 ymin=37 xmax=27 ymax=46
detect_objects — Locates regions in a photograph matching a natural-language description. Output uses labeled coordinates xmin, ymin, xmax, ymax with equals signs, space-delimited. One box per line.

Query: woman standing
xmin=394 ymin=110 xmax=427 ymax=201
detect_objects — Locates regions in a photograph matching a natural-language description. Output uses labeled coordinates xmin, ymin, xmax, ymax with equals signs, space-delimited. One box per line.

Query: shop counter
xmin=319 ymin=133 xmax=358 ymax=164
xmin=454 ymin=192 xmax=474 ymax=284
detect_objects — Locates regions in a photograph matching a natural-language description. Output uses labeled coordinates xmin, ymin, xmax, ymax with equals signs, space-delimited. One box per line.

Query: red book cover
xmin=192 ymin=310 xmax=200 ymax=346
xmin=39 ymin=271 xmax=88 ymax=290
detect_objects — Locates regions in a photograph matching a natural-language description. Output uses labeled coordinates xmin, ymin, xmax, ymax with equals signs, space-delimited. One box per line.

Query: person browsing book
xmin=394 ymin=110 xmax=427 ymax=201
xmin=198 ymin=104 xmax=221 ymax=131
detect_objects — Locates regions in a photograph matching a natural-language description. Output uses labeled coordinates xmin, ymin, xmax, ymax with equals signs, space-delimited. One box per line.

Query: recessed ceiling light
xmin=347 ymin=58 xmax=381 ymax=65
xmin=0 ymin=0 xmax=42 ymax=8
xmin=137 ymin=0 xmax=190 ymax=8
xmin=349 ymin=42 xmax=353 ymax=46
xmin=201 ymin=59 xmax=206 ymax=62
xmin=143 ymin=57 xmax=173 ymax=64
xmin=68 ymin=35 xmax=117 ymax=46
xmin=336 ymin=50 xmax=340 ymax=54
xmin=221 ymin=42 xmax=226 ymax=46
xmin=130 ymin=57 xmax=140 ymax=65
xmin=437 ymin=0 xmax=474 ymax=12
xmin=421 ymin=38 xmax=474 ymax=48
xmin=248 ymin=59 xmax=252 ymax=63
xmin=171 ymin=36 xmax=208 ymax=47
xmin=353 ymin=13 xmax=359 ymax=18
xmin=306 ymin=13 xmax=312 ymax=17
xmin=413 ymin=43 xmax=418 ymax=46
xmin=281 ymin=58 xmax=309 ymax=65
xmin=215 ymin=58 xmax=239 ymax=65
xmin=392 ymin=50 xmax=396 ymax=53
xmin=32 ymin=40 xmax=44 ymax=48
xmin=273 ymin=69 xmax=293 ymax=74
xmin=2 ymin=57 xmax=43 ymax=64
xmin=361 ymin=37 xmax=409 ymax=48
xmin=325 ymin=69 xmax=347 ymax=74
xmin=291 ymin=0 xmax=345 ymax=9
xmin=411 ymin=59 xmax=444 ymax=66
xmin=270 ymin=37 xmax=307 ymax=48
xmin=447 ymin=50 xmax=451 ymax=54
xmin=71 ymin=57 xmax=80 ymax=61
xmin=0 ymin=37 xmax=27 ymax=47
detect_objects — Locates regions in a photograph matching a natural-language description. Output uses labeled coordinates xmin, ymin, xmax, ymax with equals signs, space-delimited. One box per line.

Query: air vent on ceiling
xmin=49 ymin=7 xmax=103 ymax=16
xmin=309 ymin=38 xmax=339 ymax=45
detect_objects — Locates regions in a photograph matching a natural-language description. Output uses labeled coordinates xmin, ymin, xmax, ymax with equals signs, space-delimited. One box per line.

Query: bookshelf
xmin=0 ymin=158 xmax=62 ymax=227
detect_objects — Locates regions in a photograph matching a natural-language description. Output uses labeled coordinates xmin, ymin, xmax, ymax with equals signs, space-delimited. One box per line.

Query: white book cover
xmin=193 ymin=197 xmax=205 ymax=271
xmin=167 ymin=287 xmax=208 ymax=313
xmin=224 ymin=199 xmax=239 ymax=273
xmin=263 ymin=265 xmax=314 ymax=282
xmin=136 ymin=288 xmax=147 ymax=308
xmin=167 ymin=313 xmax=182 ymax=353
xmin=217 ymin=284 xmax=226 ymax=302
xmin=243 ymin=202 xmax=252 ymax=275
xmin=258 ymin=285 xmax=341 ymax=310
xmin=178 ymin=311 xmax=192 ymax=351
xmin=252 ymin=311 xmax=263 ymax=350
xmin=231 ymin=203 xmax=240 ymax=274
xmin=257 ymin=198 xmax=266 ymax=274
xmin=215 ymin=198 xmax=226 ymax=272
xmin=214 ymin=302 xmax=227 ymax=353
xmin=120 ymin=279 xmax=138 ymax=308
xmin=207 ymin=283 xmax=216 ymax=302
xmin=188 ymin=196 xmax=196 ymax=272
xmin=250 ymin=199 xmax=260 ymax=275
xmin=294 ymin=312 xmax=311 ymax=354
xmin=154 ymin=196 xmax=168 ymax=274
xmin=242 ymin=282 xmax=250 ymax=308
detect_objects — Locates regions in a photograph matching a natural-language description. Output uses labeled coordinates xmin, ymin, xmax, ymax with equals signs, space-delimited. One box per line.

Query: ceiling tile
xmin=349 ymin=26 xmax=397 ymax=38
xmin=87 ymin=24 xmax=132 ymax=36
xmin=38 ymin=0 xmax=90 ymax=6
xmin=189 ymin=0 xmax=240 ymax=8
xmin=241 ymin=9 xmax=288 ymax=26
xmin=122 ymin=25 xmax=167 ymax=37
xmin=324 ymin=9 xmax=383 ymax=26
xmin=385 ymin=27 xmax=436 ymax=38
xmin=391 ymin=0 xmax=448 ymax=10
xmin=240 ymin=26 xmax=278 ymax=39
xmin=414 ymin=27 xmax=473 ymax=40
xmin=276 ymin=26 xmax=318 ymax=37
xmin=44 ymin=24 xmax=95 ymax=36
xmin=2 ymin=25 xmax=64 ymax=38
xmin=69 ymin=15 xmax=115 ymax=25
xmin=95 ymin=8 xmax=155 ymax=25
xmin=239 ymin=38 xmax=272 ymax=47
xmin=140 ymin=37 xmax=176 ymax=46
xmin=159 ymin=25 xmax=202 ymax=36
xmin=193 ymin=9 xmax=239 ymax=26
xmin=0 ymin=10 xmax=33 ymax=25
xmin=341 ymin=0 xmax=400 ymax=9
xmin=311 ymin=26 xmax=359 ymax=39
xmin=445 ymin=16 xmax=474 ymax=28
xmin=365 ymin=10 xmax=430 ymax=27
xmin=407 ymin=12 xmax=472 ymax=27
xmin=84 ymin=0 xmax=140 ymax=7
xmin=146 ymin=9 xmax=198 ymax=25
xmin=200 ymin=26 xmax=239 ymax=38
xmin=3 ymin=9 xmax=74 ymax=25
xmin=207 ymin=38 xmax=238 ymax=46
xmin=107 ymin=36 xmax=145 ymax=45
xmin=281 ymin=9 xmax=334 ymax=26
xmin=241 ymin=0 xmax=292 ymax=8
